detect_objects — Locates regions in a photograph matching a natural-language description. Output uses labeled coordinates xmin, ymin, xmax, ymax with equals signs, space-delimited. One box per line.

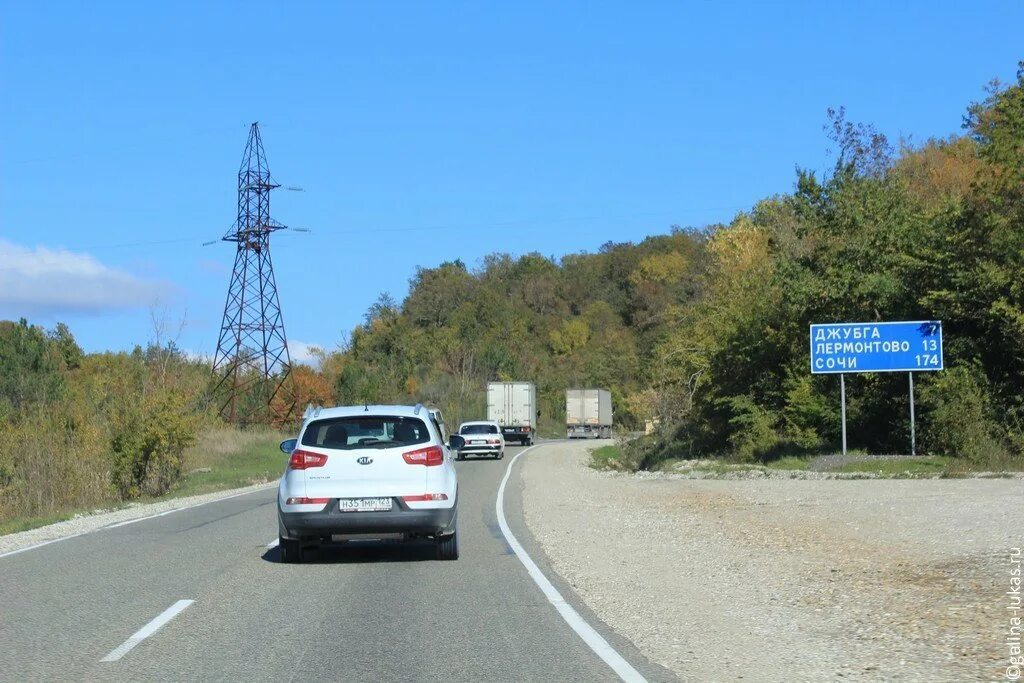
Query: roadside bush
xmin=781 ymin=374 xmax=833 ymax=451
xmin=615 ymin=428 xmax=691 ymax=471
xmin=110 ymin=392 xmax=199 ymax=499
xmin=723 ymin=395 xmax=781 ymax=462
xmin=919 ymin=365 xmax=1007 ymax=464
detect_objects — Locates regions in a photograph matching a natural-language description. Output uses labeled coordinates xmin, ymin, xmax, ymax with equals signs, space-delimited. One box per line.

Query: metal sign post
xmin=810 ymin=320 xmax=942 ymax=457
xmin=840 ymin=373 xmax=847 ymax=457
xmin=909 ymin=372 xmax=916 ymax=456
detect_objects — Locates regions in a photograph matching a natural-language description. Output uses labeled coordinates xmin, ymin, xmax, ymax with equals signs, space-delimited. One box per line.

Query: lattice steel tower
xmin=211 ymin=122 xmax=294 ymax=424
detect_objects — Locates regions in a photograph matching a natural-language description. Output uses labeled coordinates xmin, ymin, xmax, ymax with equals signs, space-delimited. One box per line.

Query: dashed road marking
xmin=100 ymin=599 xmax=195 ymax=662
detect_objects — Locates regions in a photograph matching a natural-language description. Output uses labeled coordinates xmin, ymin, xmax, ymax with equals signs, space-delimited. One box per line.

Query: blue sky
xmin=1 ymin=2 xmax=1021 ymax=359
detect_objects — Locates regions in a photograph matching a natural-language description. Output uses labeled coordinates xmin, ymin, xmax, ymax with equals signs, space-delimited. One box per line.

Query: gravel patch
xmin=650 ymin=460 xmax=1024 ymax=480
xmin=0 ymin=482 xmax=275 ymax=556
xmin=521 ymin=441 xmax=1022 ymax=682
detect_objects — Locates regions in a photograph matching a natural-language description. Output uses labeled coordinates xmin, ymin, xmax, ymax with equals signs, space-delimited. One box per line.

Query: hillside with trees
xmin=325 ymin=64 xmax=1024 ymax=469
xmin=2 ymin=64 xmax=1022 ymax=529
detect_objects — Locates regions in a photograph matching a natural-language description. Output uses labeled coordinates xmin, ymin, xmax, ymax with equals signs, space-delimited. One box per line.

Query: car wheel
xmin=280 ymin=536 xmax=302 ymax=563
xmin=436 ymin=529 xmax=459 ymax=561
xmin=456 ymin=451 xmax=464 ymax=461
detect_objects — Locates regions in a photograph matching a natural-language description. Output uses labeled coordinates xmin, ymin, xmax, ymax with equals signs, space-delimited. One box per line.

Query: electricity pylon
xmin=211 ymin=122 xmax=295 ymax=425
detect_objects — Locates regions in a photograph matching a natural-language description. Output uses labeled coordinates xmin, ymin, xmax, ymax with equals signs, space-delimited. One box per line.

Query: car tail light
xmin=487 ymin=438 xmax=500 ymax=444
xmin=401 ymin=493 xmax=449 ymax=502
xmin=288 ymin=450 xmax=328 ymax=470
xmin=402 ymin=445 xmax=444 ymax=466
xmin=285 ymin=497 xmax=330 ymax=505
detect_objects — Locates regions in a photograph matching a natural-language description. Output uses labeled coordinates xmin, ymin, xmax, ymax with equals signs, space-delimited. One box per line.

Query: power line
xmin=41 ymin=205 xmax=751 ymax=252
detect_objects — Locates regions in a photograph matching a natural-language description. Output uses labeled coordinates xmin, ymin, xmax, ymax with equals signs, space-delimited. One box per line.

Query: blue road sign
xmin=809 ymin=321 xmax=943 ymax=374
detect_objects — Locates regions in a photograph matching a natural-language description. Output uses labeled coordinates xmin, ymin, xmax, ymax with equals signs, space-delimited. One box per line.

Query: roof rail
xmin=414 ymin=403 xmax=423 ymax=415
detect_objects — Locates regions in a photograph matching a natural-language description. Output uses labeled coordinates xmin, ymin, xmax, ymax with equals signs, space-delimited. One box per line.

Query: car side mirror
xmin=448 ymin=435 xmax=465 ymax=450
xmin=280 ymin=438 xmax=298 ymax=454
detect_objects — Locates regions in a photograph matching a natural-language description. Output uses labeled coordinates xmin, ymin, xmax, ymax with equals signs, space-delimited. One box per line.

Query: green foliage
xmin=723 ymin=395 xmax=780 ymax=462
xmin=331 ymin=243 xmax=691 ymax=430
xmin=0 ymin=319 xmax=76 ymax=411
xmin=624 ymin=70 xmax=1024 ymax=469
xmin=918 ymin=365 xmax=1004 ymax=463
xmin=549 ymin=318 xmax=591 ymax=356
xmin=110 ymin=392 xmax=199 ymax=499
xmin=781 ymin=374 xmax=833 ymax=451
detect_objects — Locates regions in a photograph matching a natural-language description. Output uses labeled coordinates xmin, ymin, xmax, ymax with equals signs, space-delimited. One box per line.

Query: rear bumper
xmin=279 ymin=496 xmax=457 ymax=539
xmin=459 ymin=444 xmax=502 ymax=455
xmin=567 ymin=425 xmax=606 ymax=438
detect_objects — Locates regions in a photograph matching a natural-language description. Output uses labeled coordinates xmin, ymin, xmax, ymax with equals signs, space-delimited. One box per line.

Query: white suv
xmin=277 ymin=404 xmax=464 ymax=562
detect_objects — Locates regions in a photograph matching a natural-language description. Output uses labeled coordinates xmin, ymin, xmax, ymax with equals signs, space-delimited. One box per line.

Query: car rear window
xmin=460 ymin=424 xmax=499 ymax=435
xmin=301 ymin=416 xmax=431 ymax=449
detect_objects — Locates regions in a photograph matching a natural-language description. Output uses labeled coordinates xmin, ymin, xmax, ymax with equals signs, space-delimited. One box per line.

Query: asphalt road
xmin=0 ymin=443 xmax=673 ymax=682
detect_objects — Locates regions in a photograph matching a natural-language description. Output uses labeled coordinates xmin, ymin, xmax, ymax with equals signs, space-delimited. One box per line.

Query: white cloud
xmin=288 ymin=340 xmax=325 ymax=367
xmin=0 ymin=239 xmax=172 ymax=316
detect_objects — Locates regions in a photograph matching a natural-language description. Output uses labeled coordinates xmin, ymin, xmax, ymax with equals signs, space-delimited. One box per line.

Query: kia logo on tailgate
xmin=357 ymin=456 xmax=373 ymax=465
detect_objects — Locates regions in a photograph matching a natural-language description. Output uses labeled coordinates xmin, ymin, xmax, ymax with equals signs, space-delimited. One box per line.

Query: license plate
xmin=338 ymin=497 xmax=392 ymax=512
xmin=470 ymin=439 xmax=485 ymax=445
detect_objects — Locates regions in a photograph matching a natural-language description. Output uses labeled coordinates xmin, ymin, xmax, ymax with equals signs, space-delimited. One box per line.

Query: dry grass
xmin=1 ymin=424 xmax=289 ymax=536
xmin=183 ymin=427 xmax=288 ymax=471
xmin=0 ymin=414 xmax=111 ymax=525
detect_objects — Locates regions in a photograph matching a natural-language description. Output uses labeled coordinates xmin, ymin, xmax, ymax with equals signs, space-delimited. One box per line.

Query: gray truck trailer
xmin=565 ymin=388 xmax=613 ymax=439
xmin=487 ymin=381 xmax=537 ymax=445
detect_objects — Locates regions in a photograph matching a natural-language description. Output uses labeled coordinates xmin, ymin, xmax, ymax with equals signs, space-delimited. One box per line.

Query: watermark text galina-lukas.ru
xmin=1008 ymin=547 xmax=1022 ymax=681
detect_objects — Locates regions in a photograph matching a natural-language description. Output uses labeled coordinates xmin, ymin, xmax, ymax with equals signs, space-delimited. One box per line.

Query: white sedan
xmin=455 ymin=421 xmax=505 ymax=460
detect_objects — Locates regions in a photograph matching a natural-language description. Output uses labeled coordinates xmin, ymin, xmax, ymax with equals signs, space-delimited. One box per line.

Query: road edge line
xmin=0 ymin=483 xmax=274 ymax=560
xmin=103 ymin=487 xmax=267 ymax=530
xmin=495 ymin=444 xmax=648 ymax=683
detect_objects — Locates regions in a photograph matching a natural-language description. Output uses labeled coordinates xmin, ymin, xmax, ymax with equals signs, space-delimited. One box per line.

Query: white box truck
xmin=566 ymin=388 xmax=613 ymax=439
xmin=487 ymin=382 xmax=537 ymax=446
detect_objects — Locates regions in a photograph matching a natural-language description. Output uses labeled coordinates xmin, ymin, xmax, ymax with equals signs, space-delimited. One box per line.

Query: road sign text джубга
xmin=809 ymin=321 xmax=943 ymax=374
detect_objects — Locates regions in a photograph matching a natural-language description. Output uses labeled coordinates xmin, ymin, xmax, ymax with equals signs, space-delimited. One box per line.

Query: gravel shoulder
xmin=520 ymin=440 xmax=1022 ymax=682
xmin=0 ymin=481 xmax=275 ymax=556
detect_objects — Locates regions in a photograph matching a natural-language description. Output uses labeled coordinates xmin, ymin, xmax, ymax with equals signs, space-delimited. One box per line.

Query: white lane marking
xmin=104 ymin=508 xmax=179 ymax=529
xmin=266 ymin=538 xmax=280 ymax=549
xmin=104 ymin=488 xmax=267 ymax=529
xmin=0 ymin=531 xmax=92 ymax=560
xmin=0 ymin=485 xmax=274 ymax=560
xmin=100 ymin=599 xmax=195 ymax=662
xmin=496 ymin=445 xmax=648 ymax=683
